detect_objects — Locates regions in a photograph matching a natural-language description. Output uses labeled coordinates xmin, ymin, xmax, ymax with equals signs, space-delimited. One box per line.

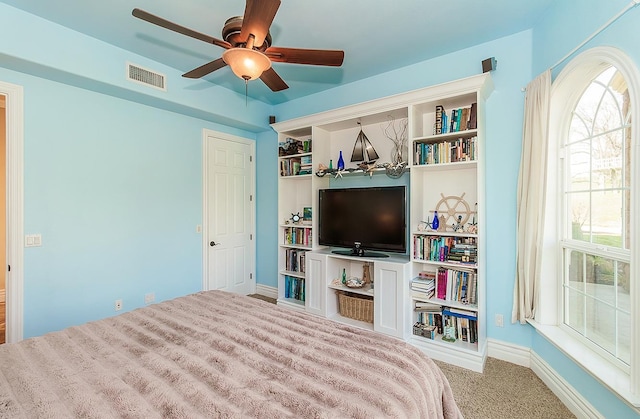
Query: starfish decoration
xmin=358 ymin=162 xmax=377 ymax=177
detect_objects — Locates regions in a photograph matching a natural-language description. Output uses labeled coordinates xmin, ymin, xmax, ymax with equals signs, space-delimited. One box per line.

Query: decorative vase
xmin=341 ymin=268 xmax=347 ymax=285
xmin=391 ymin=143 xmax=405 ymax=165
xmin=432 ymin=211 xmax=439 ymax=230
xmin=362 ymin=262 xmax=371 ymax=285
xmin=337 ymin=151 xmax=345 ymax=170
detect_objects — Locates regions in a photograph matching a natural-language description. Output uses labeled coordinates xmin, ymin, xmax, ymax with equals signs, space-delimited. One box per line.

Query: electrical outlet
xmin=495 ymin=313 xmax=504 ymax=327
xmin=144 ymin=293 xmax=155 ymax=304
xmin=115 ymin=299 xmax=123 ymax=311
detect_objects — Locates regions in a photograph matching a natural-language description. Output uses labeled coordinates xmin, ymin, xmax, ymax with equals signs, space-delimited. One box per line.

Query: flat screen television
xmin=318 ymin=186 xmax=407 ymax=257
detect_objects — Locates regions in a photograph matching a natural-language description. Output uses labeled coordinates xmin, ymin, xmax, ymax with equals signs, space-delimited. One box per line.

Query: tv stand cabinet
xmin=306 ymin=249 xmax=410 ymax=339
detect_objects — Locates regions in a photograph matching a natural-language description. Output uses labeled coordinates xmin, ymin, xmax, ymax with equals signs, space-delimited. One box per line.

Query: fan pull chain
xmin=243 ymin=76 xmax=250 ymax=106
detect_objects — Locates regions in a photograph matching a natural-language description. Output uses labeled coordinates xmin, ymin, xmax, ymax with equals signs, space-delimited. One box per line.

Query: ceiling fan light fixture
xmin=222 ymin=48 xmax=271 ymax=81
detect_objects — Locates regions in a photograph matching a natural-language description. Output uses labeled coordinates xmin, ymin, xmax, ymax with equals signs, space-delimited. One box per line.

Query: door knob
xmin=210 ymin=241 xmax=219 ymax=246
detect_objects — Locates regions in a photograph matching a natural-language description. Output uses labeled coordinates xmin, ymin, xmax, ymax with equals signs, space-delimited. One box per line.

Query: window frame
xmin=535 ymin=46 xmax=640 ymax=406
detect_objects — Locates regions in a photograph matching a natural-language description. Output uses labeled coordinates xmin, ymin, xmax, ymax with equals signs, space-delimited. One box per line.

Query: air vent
xmin=126 ymin=63 xmax=166 ymax=91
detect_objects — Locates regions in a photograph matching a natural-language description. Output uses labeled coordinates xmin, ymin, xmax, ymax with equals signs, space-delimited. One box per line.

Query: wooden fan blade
xmin=182 ymin=58 xmax=227 ymax=78
xmin=238 ymin=0 xmax=281 ymax=47
xmin=260 ymin=67 xmax=289 ymax=92
xmin=265 ymin=47 xmax=344 ymax=66
xmin=132 ymin=8 xmax=231 ymax=50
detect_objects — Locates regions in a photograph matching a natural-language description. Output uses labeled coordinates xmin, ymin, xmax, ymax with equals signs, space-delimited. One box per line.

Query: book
xmin=468 ymin=102 xmax=477 ymax=129
xmin=435 ymin=105 xmax=445 ymax=135
xmin=412 ymin=290 xmax=435 ymax=301
xmin=450 ymin=109 xmax=457 ymax=132
xmin=442 ymin=307 xmax=477 ymax=320
xmin=414 ymin=301 xmax=441 ymax=311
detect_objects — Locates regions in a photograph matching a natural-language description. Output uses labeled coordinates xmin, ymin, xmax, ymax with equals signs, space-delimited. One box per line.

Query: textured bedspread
xmin=0 ymin=291 xmax=462 ymax=418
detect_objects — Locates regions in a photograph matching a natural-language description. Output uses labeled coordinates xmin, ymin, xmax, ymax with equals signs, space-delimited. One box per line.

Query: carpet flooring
xmin=248 ymin=294 xmax=575 ymax=418
xmin=435 ymin=358 xmax=574 ymax=419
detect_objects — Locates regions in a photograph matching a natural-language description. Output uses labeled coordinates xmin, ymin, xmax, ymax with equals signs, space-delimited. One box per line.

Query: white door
xmin=203 ymin=130 xmax=255 ymax=295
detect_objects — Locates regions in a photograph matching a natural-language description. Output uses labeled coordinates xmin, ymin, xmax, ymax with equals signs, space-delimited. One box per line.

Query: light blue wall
xmin=1 ymin=66 xmax=262 ymax=338
xmin=255 ymin=129 xmax=278 ymax=287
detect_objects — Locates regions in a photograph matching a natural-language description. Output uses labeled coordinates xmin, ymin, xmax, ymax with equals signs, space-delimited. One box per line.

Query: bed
xmin=0 ymin=291 xmax=461 ymax=418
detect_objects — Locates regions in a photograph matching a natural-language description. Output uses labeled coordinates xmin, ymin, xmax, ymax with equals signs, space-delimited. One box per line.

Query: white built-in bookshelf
xmin=272 ymin=73 xmax=493 ymax=372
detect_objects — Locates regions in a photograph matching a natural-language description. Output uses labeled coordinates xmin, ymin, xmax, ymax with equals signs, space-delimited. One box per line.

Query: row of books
xmin=278 ymin=137 xmax=312 ymax=156
xmin=280 ymin=158 xmax=307 ymax=177
xmin=413 ymin=235 xmax=477 ymax=264
xmin=284 ymin=275 xmax=305 ymax=302
xmin=413 ymin=304 xmax=478 ymax=343
xmin=299 ymin=155 xmax=312 ymax=175
xmin=436 ymin=267 xmax=478 ymax=305
xmin=434 ymin=103 xmax=477 ymax=135
xmin=414 ymin=136 xmax=477 ymax=165
xmin=283 ymin=227 xmax=312 ymax=247
xmin=285 ymin=249 xmax=306 ymax=273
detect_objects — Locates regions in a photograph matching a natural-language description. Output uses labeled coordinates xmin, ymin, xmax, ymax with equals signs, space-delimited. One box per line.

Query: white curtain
xmin=512 ymin=70 xmax=551 ymax=324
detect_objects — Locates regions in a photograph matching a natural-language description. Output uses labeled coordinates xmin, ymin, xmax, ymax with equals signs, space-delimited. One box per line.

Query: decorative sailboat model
xmin=350 ymin=122 xmax=379 ymax=164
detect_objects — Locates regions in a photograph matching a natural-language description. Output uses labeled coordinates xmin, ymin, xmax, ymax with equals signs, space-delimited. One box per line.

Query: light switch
xmin=25 ymin=234 xmax=42 ymax=247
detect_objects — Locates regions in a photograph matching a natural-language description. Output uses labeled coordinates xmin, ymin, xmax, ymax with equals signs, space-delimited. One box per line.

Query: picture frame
xmin=303 ymin=207 xmax=312 ymax=221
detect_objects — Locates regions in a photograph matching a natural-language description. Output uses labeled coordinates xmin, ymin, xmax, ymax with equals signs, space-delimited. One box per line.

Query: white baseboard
xmin=255 ymin=284 xmax=278 ymax=299
xmin=488 ymin=338 xmax=602 ymax=419
xmin=530 ymin=351 xmax=604 ymax=419
xmin=487 ymin=337 xmax=531 ymax=367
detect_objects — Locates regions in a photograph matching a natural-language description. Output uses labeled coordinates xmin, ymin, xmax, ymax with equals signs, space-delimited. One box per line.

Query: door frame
xmin=1 ymin=80 xmax=24 ymax=343
xmin=201 ymin=128 xmax=256 ymax=292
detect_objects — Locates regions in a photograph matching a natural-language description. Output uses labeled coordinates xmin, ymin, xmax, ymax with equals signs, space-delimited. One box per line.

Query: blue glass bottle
xmin=432 ymin=211 xmax=439 ymax=230
xmin=337 ymin=151 xmax=345 ymax=170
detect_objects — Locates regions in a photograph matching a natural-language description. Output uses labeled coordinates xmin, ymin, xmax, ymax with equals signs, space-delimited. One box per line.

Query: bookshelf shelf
xmin=411 ymin=334 xmax=479 ymax=353
xmin=413 ymin=128 xmax=478 ymax=143
xmin=281 ymin=244 xmax=312 ymax=250
xmin=280 ymin=297 xmax=305 ymax=307
xmin=276 ymin=128 xmax=327 ymax=312
xmin=412 ymin=231 xmax=478 ymax=238
xmin=411 ymin=161 xmax=477 ymax=171
xmin=426 ymin=298 xmax=478 ymax=312
xmin=279 ymin=173 xmax=314 ymax=179
xmin=412 ymin=259 xmax=478 ymax=270
xmin=315 ymin=167 xmax=410 ymax=178
xmin=409 ymin=73 xmax=491 ymax=372
xmin=279 ymin=151 xmax=312 ymax=159
xmin=328 ymin=282 xmax=374 ymax=297
xmin=329 ymin=313 xmax=374 ymax=331
xmin=280 ymin=270 xmax=305 ymax=279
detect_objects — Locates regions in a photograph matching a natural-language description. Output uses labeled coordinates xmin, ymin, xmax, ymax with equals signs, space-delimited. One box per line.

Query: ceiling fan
xmin=132 ymin=0 xmax=344 ymax=92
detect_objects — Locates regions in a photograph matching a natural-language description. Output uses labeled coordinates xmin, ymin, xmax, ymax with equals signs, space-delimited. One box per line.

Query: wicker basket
xmin=337 ymin=291 xmax=373 ymax=323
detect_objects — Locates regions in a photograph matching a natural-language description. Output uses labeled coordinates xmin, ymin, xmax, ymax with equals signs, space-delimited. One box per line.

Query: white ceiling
xmin=1 ymin=0 xmax=554 ymax=105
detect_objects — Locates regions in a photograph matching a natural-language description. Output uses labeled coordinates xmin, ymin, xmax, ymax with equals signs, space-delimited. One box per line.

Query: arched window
xmin=562 ymin=65 xmax=631 ymax=368
xmin=540 ymin=46 xmax=639 ymax=403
